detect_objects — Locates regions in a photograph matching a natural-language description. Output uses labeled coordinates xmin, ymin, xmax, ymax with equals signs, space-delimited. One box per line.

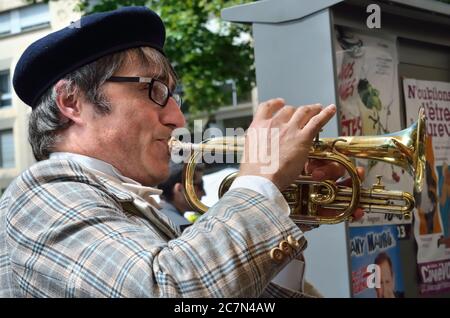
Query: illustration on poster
xmin=415 ymin=136 xmax=442 ymax=235
xmin=335 ymin=27 xmax=404 ymax=187
xmin=374 ymin=252 xmax=403 ymax=298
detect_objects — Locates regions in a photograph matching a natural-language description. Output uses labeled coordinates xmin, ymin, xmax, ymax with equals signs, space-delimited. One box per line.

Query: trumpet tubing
xmin=169 ymin=108 xmax=426 ymax=226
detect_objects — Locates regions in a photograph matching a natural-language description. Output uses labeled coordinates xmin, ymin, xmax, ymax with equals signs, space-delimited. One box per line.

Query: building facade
xmin=0 ymin=0 xmax=81 ymax=193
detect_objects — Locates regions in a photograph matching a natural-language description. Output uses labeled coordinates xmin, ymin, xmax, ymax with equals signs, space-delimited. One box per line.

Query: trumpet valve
xmin=314 ymin=129 xmax=322 ymax=143
xmin=372 ymin=175 xmax=385 ymax=191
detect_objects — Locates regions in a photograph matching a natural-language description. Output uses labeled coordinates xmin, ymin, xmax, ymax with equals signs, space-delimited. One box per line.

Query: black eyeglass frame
xmin=106 ymin=76 xmax=181 ymax=107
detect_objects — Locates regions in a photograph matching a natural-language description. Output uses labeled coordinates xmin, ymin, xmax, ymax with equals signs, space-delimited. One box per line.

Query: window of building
xmin=0 ymin=129 xmax=15 ymax=168
xmin=19 ymin=3 xmax=51 ymax=31
xmin=0 ymin=70 xmax=11 ymax=107
xmin=0 ymin=2 xmax=50 ymax=37
xmin=0 ymin=11 xmax=10 ymax=36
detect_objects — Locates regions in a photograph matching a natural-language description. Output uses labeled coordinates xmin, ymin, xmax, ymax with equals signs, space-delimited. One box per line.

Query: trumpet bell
xmin=320 ymin=107 xmax=426 ymax=193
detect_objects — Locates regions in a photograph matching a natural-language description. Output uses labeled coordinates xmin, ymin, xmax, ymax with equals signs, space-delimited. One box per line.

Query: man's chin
xmin=146 ymin=167 xmax=170 ymax=186
xmin=156 ymin=171 xmax=170 ymax=185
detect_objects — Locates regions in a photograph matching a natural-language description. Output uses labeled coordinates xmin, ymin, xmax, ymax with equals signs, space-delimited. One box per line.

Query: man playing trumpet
xmin=0 ymin=6 xmax=361 ymax=297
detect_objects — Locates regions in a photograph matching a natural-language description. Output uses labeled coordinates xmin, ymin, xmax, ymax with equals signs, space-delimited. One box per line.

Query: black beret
xmin=13 ymin=6 xmax=166 ymax=108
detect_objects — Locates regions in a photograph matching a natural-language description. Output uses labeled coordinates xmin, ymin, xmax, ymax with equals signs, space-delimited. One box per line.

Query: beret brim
xmin=13 ymin=6 xmax=166 ymax=108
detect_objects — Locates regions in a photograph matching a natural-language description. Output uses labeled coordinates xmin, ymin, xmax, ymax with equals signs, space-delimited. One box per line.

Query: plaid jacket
xmin=0 ymin=159 xmax=307 ymax=297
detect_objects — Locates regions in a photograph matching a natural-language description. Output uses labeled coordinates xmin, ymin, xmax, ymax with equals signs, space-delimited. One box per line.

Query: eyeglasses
xmin=106 ymin=76 xmax=182 ymax=107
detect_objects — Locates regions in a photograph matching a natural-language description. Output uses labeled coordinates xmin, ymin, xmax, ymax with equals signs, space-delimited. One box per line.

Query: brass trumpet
xmin=169 ymin=108 xmax=426 ymax=226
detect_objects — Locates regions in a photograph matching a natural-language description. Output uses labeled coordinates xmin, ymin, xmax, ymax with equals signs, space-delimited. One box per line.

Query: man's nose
xmin=161 ymin=97 xmax=186 ymax=128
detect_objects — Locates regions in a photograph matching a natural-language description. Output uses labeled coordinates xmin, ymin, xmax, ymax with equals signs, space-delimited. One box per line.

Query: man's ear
xmin=174 ymin=182 xmax=184 ymax=194
xmin=54 ymin=80 xmax=84 ymax=124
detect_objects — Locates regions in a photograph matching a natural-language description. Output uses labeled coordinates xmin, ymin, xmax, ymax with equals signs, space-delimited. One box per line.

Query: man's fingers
xmin=272 ymin=105 xmax=296 ymax=123
xmin=357 ymin=167 xmax=365 ymax=181
xmin=288 ymin=104 xmax=322 ymax=129
xmin=301 ymin=104 xmax=337 ymax=140
xmin=307 ymin=160 xmax=345 ymax=181
xmin=254 ymin=98 xmax=285 ymax=120
xmin=337 ymin=166 xmax=365 ymax=187
xmin=352 ymin=208 xmax=365 ymax=221
xmin=316 ymin=207 xmax=337 ymax=217
xmin=317 ymin=207 xmax=364 ymax=220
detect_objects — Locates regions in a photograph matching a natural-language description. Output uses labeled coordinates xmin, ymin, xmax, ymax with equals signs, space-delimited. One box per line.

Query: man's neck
xmin=49 ymin=151 xmax=140 ymax=185
xmin=173 ymin=202 xmax=184 ymax=215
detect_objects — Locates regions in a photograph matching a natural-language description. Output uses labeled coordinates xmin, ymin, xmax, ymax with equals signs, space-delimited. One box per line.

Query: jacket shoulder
xmin=3 ymin=159 xmax=133 ymax=211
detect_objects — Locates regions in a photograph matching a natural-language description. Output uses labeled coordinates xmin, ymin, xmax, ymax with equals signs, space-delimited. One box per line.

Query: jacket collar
xmin=49 ymin=152 xmax=162 ymax=202
xmin=47 ymin=154 xmax=180 ymax=238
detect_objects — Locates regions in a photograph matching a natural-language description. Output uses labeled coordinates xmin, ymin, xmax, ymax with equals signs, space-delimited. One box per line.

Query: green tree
xmin=31 ymin=0 xmax=256 ymax=116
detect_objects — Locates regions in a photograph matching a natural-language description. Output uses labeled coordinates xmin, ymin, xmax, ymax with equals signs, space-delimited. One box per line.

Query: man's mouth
xmin=156 ymin=138 xmax=171 ymax=158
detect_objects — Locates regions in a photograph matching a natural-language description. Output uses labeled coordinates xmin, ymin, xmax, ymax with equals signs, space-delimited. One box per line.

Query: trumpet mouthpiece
xmin=168 ymin=137 xmax=201 ymax=153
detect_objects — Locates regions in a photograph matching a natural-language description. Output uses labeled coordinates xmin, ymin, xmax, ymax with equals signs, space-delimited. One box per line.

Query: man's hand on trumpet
xmin=239 ymin=98 xmax=365 ymax=227
xmin=239 ymin=98 xmax=337 ymax=190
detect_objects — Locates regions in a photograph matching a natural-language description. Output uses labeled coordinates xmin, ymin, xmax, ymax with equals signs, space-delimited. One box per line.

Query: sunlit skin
xmin=54 ymin=53 xmax=185 ymax=186
xmin=376 ymin=260 xmax=396 ymax=298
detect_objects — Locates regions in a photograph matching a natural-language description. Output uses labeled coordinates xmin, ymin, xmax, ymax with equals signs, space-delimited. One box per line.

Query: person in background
xmin=158 ymin=162 xmax=205 ymax=232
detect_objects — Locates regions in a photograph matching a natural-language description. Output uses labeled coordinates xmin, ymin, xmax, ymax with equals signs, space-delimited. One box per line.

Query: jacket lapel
xmin=93 ymin=174 xmax=181 ymax=239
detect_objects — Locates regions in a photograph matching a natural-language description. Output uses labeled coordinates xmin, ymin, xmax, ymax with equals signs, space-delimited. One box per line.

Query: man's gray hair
xmin=28 ymin=47 xmax=176 ymax=161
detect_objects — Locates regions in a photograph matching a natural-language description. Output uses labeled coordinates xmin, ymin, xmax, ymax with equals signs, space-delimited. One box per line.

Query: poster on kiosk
xmin=334 ymin=27 xmax=411 ymax=298
xmin=403 ymin=78 xmax=450 ymax=295
xmin=349 ymin=225 xmax=405 ymax=298
xmin=334 ymin=26 xmax=412 ymax=227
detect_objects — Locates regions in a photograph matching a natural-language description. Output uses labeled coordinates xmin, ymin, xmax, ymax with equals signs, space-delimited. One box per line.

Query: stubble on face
xmin=86 ymin=51 xmax=180 ymax=186
xmin=97 ymin=100 xmax=173 ymax=186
